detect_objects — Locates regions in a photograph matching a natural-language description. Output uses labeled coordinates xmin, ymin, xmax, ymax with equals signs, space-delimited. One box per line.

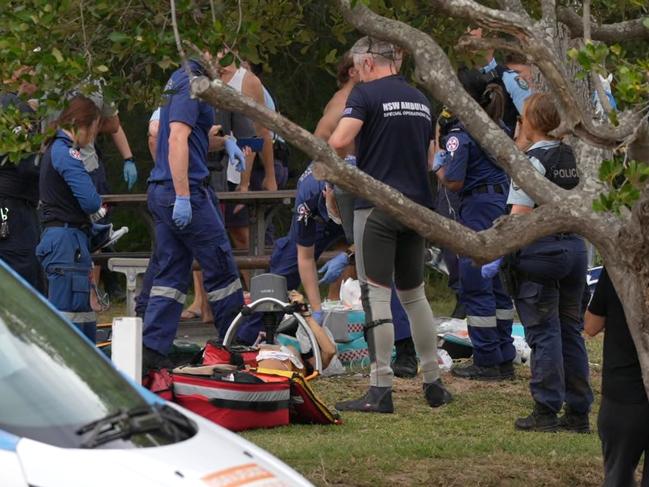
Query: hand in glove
xmin=318 ymin=251 xmax=349 ymax=284
xmin=481 ymin=257 xmax=503 ymax=279
xmin=432 ymin=150 xmax=448 ymax=173
xmin=123 ymin=158 xmax=138 ymax=191
xmin=224 ymin=137 xmax=246 ymax=173
xmin=172 ymin=195 xmax=192 ymax=230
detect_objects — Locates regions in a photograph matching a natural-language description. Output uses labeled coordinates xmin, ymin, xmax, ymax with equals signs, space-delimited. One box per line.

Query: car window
xmin=0 ymin=265 xmax=149 ymax=446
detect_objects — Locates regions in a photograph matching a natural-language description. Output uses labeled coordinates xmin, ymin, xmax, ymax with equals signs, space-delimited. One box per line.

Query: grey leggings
xmin=354 ymin=208 xmax=440 ymax=387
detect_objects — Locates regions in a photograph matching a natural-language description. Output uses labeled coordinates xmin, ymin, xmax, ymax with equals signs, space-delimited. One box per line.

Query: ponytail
xmin=482 ymin=84 xmax=505 ymax=123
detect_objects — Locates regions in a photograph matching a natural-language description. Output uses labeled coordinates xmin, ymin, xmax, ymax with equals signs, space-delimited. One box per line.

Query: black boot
xmin=452 ymin=361 xmax=501 ymax=381
xmin=499 ymin=360 xmax=515 ymax=380
xmin=558 ymin=409 xmax=590 ymax=433
xmin=393 ymin=337 xmax=418 ymax=378
xmin=450 ymin=296 xmax=466 ymax=320
xmin=423 ymin=379 xmax=453 ymax=408
xmin=514 ymin=403 xmax=559 ymax=432
xmin=335 ymin=386 xmax=394 ymax=413
xmin=142 ymin=346 xmax=174 ymax=375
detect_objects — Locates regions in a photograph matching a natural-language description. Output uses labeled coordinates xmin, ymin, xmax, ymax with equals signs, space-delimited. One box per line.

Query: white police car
xmin=0 ymin=261 xmax=311 ymax=487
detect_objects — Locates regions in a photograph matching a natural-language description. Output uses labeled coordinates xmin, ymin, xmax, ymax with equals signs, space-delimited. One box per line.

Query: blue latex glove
xmin=312 ymin=310 xmax=325 ymax=326
xmin=224 ymin=137 xmax=246 ymax=173
xmin=432 ymin=150 xmax=448 ymax=172
xmin=172 ymin=195 xmax=192 ymax=230
xmin=481 ymin=257 xmax=503 ymax=279
xmin=123 ymin=158 xmax=138 ymax=191
xmin=318 ymin=252 xmax=349 ymax=284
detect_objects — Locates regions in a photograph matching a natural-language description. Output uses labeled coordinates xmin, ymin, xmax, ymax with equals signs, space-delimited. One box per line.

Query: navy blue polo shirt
xmin=342 ymin=75 xmax=434 ymax=209
xmin=290 ymin=165 xmax=329 ymax=247
xmin=149 ymin=60 xmax=214 ymax=184
xmin=443 ymin=121 xmax=509 ymax=195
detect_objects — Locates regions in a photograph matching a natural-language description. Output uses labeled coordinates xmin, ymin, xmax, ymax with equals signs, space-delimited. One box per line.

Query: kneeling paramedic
xmin=236 ymin=163 xmax=418 ymax=377
xmin=37 ymin=95 xmax=103 ymax=341
xmin=142 ymin=58 xmax=246 ymax=371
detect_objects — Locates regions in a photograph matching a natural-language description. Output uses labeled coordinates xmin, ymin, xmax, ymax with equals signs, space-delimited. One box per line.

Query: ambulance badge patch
xmin=446 ymin=136 xmax=459 ymax=153
xmin=297 ymin=203 xmax=311 ymax=224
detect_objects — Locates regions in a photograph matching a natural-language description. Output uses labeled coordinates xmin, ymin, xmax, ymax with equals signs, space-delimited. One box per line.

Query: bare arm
xmin=297 ymin=244 xmax=322 ymax=311
xmin=148 ymin=120 xmax=159 ymax=161
xmin=168 ymin=122 xmax=191 ymax=197
xmin=584 ymin=310 xmax=606 ymax=337
xmin=329 ymin=118 xmax=363 ymax=157
xmin=314 ymin=91 xmax=347 ymax=141
xmin=111 ymin=124 xmax=133 ymax=159
xmin=243 ymin=73 xmax=276 ymax=190
xmin=303 ymin=314 xmax=336 ymax=370
xmin=510 ymin=204 xmax=534 ymax=215
xmin=99 ymin=114 xmax=120 ymax=135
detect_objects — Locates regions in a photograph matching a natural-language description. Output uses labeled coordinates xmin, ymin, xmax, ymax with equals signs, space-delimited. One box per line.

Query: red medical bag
xmin=172 ymin=370 xmax=290 ymax=431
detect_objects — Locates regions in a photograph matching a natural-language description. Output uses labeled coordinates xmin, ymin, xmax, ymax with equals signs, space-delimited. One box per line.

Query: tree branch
xmin=496 ymin=0 xmax=527 ymax=17
xmin=190 ymin=75 xmax=617 ymax=260
xmin=540 ymin=0 xmax=557 ymax=25
xmin=429 ymin=0 xmax=642 ymax=149
xmin=558 ymin=7 xmax=649 ymax=42
xmin=457 ymin=35 xmax=527 ymax=59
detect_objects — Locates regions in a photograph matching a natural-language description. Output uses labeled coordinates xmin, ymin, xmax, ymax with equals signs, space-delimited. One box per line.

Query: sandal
xmin=180 ymin=309 xmax=201 ymax=321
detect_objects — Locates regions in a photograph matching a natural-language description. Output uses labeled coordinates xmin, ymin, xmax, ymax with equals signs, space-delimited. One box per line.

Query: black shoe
xmin=499 ymin=361 xmax=515 ymax=380
xmin=393 ymin=337 xmax=418 ymax=378
xmin=423 ymin=379 xmax=453 ymax=408
xmin=450 ymin=299 xmax=466 ymax=320
xmin=142 ymin=346 xmax=174 ymax=375
xmin=558 ymin=411 xmax=591 ymax=433
xmin=515 ymin=404 xmax=558 ymax=432
xmin=452 ymin=361 xmax=501 ymax=381
xmin=335 ymin=386 xmax=394 ymax=413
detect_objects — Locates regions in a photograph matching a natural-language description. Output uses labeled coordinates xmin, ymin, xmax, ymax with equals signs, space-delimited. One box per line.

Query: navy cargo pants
xmin=143 ymin=182 xmax=243 ymax=354
xmin=514 ymin=234 xmax=593 ymax=414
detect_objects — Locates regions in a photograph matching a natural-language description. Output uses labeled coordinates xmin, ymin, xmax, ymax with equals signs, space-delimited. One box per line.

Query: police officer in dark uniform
xmin=502 ymin=93 xmax=593 ymax=431
xmin=0 ymin=87 xmax=43 ymax=292
xmin=36 ymin=96 xmax=103 ymax=341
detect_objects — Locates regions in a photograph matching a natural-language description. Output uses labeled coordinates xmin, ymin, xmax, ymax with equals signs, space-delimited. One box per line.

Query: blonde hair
xmin=524 ymin=93 xmax=561 ymax=135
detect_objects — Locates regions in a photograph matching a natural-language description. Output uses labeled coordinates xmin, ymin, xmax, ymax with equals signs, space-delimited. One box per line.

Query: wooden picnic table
xmin=102 ymin=190 xmax=296 ymax=264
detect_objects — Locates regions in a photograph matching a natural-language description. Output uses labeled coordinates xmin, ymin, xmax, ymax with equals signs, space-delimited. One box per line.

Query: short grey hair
xmin=350 ymin=36 xmax=397 ymax=66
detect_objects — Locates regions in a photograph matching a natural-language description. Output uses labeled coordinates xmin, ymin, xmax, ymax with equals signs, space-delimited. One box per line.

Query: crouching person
xmin=37 ymin=96 xmax=103 ymax=341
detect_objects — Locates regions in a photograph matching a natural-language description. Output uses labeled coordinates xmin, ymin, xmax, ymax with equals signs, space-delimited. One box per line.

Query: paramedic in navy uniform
xmin=36 ymin=96 xmax=103 ymax=341
xmin=330 ymin=36 xmax=452 ymax=413
xmin=435 ymin=69 xmax=516 ymax=381
xmin=142 ymin=58 xmax=246 ymax=370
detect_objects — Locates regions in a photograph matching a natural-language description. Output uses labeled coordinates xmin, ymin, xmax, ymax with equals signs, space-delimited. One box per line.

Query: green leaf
xmin=51 ymin=47 xmax=63 ymax=63
xmin=324 ymin=48 xmax=338 ymax=64
xmin=95 ymin=64 xmax=109 ymax=73
xmin=108 ymin=31 xmax=129 ymax=43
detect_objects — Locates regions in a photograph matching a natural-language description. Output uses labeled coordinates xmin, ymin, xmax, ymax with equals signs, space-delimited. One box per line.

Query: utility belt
xmin=43 ymin=220 xmax=91 ymax=232
xmin=149 ymin=178 xmax=211 ymax=189
xmin=464 ymin=183 xmax=505 ymax=197
xmin=499 ymin=253 xmax=558 ymax=297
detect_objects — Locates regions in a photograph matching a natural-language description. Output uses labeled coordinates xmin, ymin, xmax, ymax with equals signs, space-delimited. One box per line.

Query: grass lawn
xmin=99 ymin=272 xmax=610 ymax=486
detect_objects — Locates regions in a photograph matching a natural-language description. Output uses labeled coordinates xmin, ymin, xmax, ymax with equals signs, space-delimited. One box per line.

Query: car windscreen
xmin=0 ymin=265 xmax=150 ymax=447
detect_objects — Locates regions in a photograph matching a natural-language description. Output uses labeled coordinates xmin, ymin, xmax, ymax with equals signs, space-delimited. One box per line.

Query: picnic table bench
xmin=99 ymin=190 xmax=338 ymax=315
